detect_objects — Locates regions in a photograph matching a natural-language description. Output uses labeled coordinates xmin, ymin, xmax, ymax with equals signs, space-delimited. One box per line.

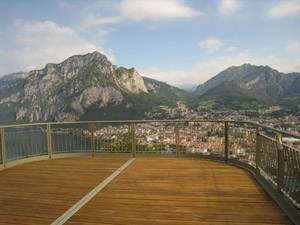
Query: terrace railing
xmin=0 ymin=120 xmax=299 ymax=224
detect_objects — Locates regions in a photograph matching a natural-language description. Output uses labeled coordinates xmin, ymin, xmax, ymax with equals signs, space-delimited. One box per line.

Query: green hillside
xmin=190 ymin=81 xmax=268 ymax=110
xmin=143 ymin=77 xmax=195 ymax=103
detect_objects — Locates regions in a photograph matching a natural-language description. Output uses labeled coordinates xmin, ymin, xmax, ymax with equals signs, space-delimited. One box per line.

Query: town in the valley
xmin=85 ymin=102 xmax=300 ymax=161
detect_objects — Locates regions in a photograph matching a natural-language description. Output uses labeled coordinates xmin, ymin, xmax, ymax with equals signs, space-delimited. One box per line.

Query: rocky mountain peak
xmin=0 ymin=51 xmax=151 ymax=123
xmin=194 ymin=63 xmax=300 ymax=104
xmin=66 ymin=51 xmax=109 ymax=64
xmin=115 ymin=67 xmax=148 ymax=94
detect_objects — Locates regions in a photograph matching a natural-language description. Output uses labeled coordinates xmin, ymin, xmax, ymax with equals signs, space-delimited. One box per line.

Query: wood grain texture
xmin=0 ymin=158 xmax=292 ymax=224
xmin=0 ymin=158 xmax=129 ymax=224
xmin=66 ymin=158 xmax=292 ymax=224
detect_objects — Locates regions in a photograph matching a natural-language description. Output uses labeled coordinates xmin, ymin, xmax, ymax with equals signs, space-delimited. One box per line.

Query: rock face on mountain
xmin=0 ymin=72 xmax=28 ymax=89
xmin=193 ymin=64 xmax=300 ymax=108
xmin=0 ymin=52 xmax=154 ymax=123
xmin=1 ymin=55 xmax=300 ymax=124
xmin=195 ymin=64 xmax=297 ymax=98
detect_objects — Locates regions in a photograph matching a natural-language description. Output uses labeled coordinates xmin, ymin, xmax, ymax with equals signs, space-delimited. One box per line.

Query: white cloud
xmin=97 ymin=28 xmax=116 ymax=37
xmin=141 ymin=67 xmax=192 ymax=86
xmin=92 ymin=16 xmax=123 ymax=25
xmin=141 ymin=52 xmax=252 ymax=87
xmin=5 ymin=20 xmax=112 ymax=73
xmin=140 ymin=51 xmax=300 ymax=87
xmin=199 ymin=38 xmax=224 ymax=53
xmin=76 ymin=0 xmax=201 ymax=32
xmin=268 ymin=0 xmax=300 ymax=18
xmin=76 ymin=13 xmax=122 ymax=32
xmin=118 ymin=0 xmax=202 ymax=21
xmin=285 ymin=41 xmax=300 ymax=53
xmin=218 ymin=0 xmax=243 ymax=15
xmin=226 ymin=46 xmax=239 ymax=51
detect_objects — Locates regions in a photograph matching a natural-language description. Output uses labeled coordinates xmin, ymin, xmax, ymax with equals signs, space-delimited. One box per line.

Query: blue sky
xmin=0 ymin=0 xmax=300 ymax=88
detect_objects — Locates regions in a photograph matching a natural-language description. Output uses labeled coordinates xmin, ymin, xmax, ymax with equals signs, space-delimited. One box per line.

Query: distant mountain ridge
xmin=0 ymin=72 xmax=29 ymax=89
xmin=190 ymin=80 xmax=268 ymax=110
xmin=1 ymin=53 xmax=300 ymax=124
xmin=192 ymin=64 xmax=300 ymax=109
xmin=143 ymin=77 xmax=194 ymax=102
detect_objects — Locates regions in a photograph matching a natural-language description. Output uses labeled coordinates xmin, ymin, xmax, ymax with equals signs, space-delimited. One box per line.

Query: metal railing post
xmin=90 ymin=123 xmax=95 ymax=157
xmin=224 ymin=121 xmax=229 ymax=163
xmin=1 ymin=128 xmax=6 ymax=168
xmin=175 ymin=122 xmax=180 ymax=158
xmin=46 ymin=124 xmax=52 ymax=159
xmin=131 ymin=123 xmax=136 ymax=158
xmin=256 ymin=125 xmax=261 ymax=171
xmin=277 ymin=142 xmax=284 ymax=197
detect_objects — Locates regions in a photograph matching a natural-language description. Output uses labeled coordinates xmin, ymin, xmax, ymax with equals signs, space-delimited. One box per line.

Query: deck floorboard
xmin=66 ymin=158 xmax=292 ymax=224
xmin=0 ymin=158 xmax=293 ymax=224
xmin=0 ymin=158 xmax=129 ymax=224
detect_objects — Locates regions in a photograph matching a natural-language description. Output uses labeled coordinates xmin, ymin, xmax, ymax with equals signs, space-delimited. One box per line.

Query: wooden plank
xmin=0 ymin=158 xmax=293 ymax=224
xmin=52 ymin=158 xmax=135 ymax=225
xmin=67 ymin=213 xmax=291 ymax=225
xmin=0 ymin=158 xmax=129 ymax=224
xmin=67 ymin=158 xmax=292 ymax=224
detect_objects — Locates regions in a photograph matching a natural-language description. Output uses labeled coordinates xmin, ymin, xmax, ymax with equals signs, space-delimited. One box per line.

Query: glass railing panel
xmin=4 ymin=125 xmax=48 ymax=162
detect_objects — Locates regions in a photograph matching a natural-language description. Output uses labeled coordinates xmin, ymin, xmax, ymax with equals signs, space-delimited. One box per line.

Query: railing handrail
xmin=0 ymin=119 xmax=239 ymax=128
xmin=259 ymin=132 xmax=300 ymax=153
xmin=1 ymin=120 xmax=299 ymax=139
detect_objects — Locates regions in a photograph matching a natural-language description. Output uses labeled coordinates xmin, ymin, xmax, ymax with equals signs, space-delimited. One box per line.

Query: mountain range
xmin=0 ymin=52 xmax=299 ymax=124
xmin=192 ymin=64 xmax=300 ymax=110
xmin=0 ymin=52 xmax=192 ymax=123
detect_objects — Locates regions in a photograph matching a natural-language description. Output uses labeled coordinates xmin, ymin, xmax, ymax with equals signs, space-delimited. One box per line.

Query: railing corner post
xmin=131 ymin=123 xmax=136 ymax=158
xmin=46 ymin=123 xmax=52 ymax=159
xmin=90 ymin=123 xmax=95 ymax=157
xmin=1 ymin=128 xmax=6 ymax=168
xmin=224 ymin=121 xmax=229 ymax=163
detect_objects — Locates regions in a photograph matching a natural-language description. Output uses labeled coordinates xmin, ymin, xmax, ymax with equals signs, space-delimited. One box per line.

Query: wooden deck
xmin=0 ymin=158 xmax=292 ymax=224
xmin=0 ymin=158 xmax=129 ymax=224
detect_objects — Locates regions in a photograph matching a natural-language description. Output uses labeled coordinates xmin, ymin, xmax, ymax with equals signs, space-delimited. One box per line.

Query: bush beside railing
xmin=0 ymin=120 xmax=299 ymax=223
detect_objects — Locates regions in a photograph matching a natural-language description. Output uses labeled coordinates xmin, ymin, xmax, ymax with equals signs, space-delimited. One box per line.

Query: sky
xmin=0 ymin=0 xmax=300 ymax=88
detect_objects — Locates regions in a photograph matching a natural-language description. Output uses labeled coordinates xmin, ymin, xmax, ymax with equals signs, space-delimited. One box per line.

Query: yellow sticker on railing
xmin=276 ymin=132 xmax=282 ymax=144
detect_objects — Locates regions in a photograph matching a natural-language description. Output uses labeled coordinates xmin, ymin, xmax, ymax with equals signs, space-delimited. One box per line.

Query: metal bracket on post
xmin=224 ymin=121 xmax=229 ymax=163
xmin=175 ymin=122 xmax=180 ymax=158
xmin=1 ymin=128 xmax=6 ymax=168
xmin=90 ymin=123 xmax=95 ymax=157
xmin=131 ymin=123 xmax=136 ymax=158
xmin=46 ymin=124 xmax=53 ymax=159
